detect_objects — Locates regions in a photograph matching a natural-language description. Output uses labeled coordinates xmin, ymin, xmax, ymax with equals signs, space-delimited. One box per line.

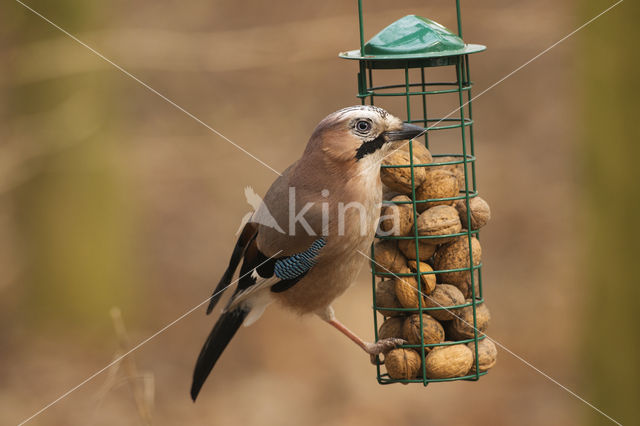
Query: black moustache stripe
xmin=354 ymin=134 xmax=386 ymax=160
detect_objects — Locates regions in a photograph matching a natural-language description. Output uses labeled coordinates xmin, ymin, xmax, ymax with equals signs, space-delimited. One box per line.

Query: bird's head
xmin=308 ymin=105 xmax=425 ymax=165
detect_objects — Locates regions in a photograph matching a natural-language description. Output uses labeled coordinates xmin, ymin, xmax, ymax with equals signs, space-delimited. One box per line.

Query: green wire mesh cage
xmin=340 ymin=1 xmax=489 ymax=385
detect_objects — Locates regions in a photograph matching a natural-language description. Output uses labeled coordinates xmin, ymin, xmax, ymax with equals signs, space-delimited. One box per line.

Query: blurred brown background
xmin=1 ymin=0 xmax=637 ymax=425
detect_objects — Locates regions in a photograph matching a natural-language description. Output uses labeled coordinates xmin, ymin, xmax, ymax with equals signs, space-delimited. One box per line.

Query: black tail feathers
xmin=190 ymin=307 xmax=249 ymax=401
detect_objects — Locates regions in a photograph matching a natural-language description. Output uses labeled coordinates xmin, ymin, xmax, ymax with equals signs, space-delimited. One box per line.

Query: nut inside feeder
xmin=340 ymin=3 xmax=495 ymax=385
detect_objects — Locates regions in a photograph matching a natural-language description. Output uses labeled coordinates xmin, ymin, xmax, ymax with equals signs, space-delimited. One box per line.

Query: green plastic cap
xmin=364 ymin=15 xmax=464 ymax=55
xmin=339 ymin=15 xmax=485 ymax=62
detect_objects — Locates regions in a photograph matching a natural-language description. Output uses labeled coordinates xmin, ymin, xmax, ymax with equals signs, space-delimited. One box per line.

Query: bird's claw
xmin=365 ymin=338 xmax=406 ymax=364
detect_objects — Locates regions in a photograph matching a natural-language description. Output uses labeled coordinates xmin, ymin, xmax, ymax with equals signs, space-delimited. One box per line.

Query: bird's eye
xmin=356 ymin=120 xmax=371 ymax=132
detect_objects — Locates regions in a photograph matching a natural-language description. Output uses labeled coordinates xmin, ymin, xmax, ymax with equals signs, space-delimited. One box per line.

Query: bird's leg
xmin=318 ymin=307 xmax=405 ymax=364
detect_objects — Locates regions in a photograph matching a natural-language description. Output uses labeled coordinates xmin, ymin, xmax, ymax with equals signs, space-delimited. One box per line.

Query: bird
xmin=191 ymin=105 xmax=425 ymax=400
xmin=235 ymin=186 xmax=284 ymax=236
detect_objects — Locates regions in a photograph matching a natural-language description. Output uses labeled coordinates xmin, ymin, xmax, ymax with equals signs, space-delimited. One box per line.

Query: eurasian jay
xmin=191 ymin=105 xmax=425 ymax=400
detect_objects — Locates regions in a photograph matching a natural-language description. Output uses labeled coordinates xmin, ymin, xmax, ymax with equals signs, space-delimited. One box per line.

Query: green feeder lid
xmin=339 ymin=15 xmax=485 ymax=61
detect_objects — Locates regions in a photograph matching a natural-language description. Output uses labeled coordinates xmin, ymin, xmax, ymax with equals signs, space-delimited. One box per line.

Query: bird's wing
xmin=206 ymin=162 xmax=320 ymax=315
xmin=205 ymin=221 xmax=258 ymax=314
xmin=224 ymin=236 xmax=326 ymax=312
xmin=255 ymin=162 xmax=326 ymax=256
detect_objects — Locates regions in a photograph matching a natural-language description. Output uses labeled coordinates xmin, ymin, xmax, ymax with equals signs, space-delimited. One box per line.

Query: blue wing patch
xmin=273 ymin=238 xmax=326 ymax=280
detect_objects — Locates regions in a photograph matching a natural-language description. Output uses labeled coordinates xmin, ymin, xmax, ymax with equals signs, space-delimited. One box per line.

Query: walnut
xmin=402 ymin=314 xmax=445 ymax=347
xmin=394 ymin=267 xmax=423 ymax=309
xmin=453 ymin=275 xmax=480 ymax=299
xmin=375 ymin=280 xmax=404 ymax=317
xmin=381 ymin=150 xmax=427 ymax=194
xmin=433 ymin=234 xmax=481 ymax=285
xmin=407 ymin=260 xmax=436 ymax=295
xmin=423 ymin=284 xmax=466 ymax=321
xmin=433 ymin=156 xmax=466 ymax=189
xmin=424 ymin=343 xmax=473 ymax=379
xmin=398 ymin=239 xmax=436 ymax=261
xmin=450 ymin=300 xmax=491 ymax=340
xmin=382 ymin=184 xmax=400 ymax=201
xmin=373 ymin=240 xmax=407 ymax=274
xmin=454 ymin=196 xmax=491 ymax=230
xmin=468 ymin=338 xmax=498 ymax=373
xmin=414 ymin=169 xmax=460 ymax=212
xmin=399 ymin=141 xmax=433 ymax=165
xmin=379 ymin=195 xmax=414 ymax=237
xmin=385 ymin=348 xmax=422 ymax=380
xmin=416 ymin=205 xmax=462 ymax=244
xmin=378 ymin=316 xmax=405 ymax=340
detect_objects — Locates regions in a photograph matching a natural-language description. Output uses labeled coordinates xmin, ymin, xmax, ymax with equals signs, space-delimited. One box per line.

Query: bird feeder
xmin=340 ymin=2 xmax=489 ymax=385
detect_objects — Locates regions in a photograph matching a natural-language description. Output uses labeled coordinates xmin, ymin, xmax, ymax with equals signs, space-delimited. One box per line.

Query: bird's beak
xmin=384 ymin=123 xmax=426 ymax=142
